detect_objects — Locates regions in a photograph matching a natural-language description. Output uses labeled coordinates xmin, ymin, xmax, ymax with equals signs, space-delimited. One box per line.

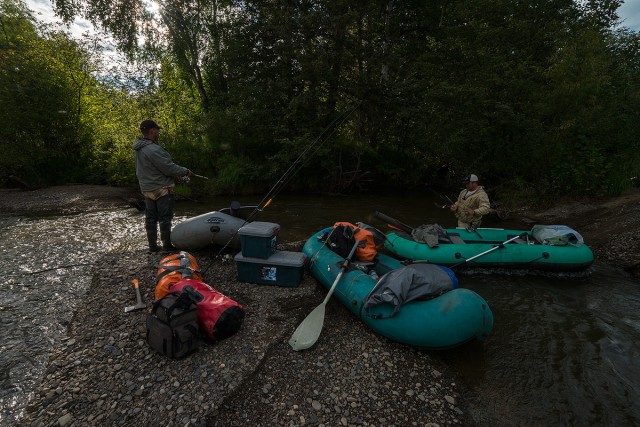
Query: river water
xmin=1 ymin=191 xmax=638 ymax=426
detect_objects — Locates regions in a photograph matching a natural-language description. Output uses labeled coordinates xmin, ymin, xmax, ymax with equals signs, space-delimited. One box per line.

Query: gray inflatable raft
xmin=171 ymin=204 xmax=256 ymax=250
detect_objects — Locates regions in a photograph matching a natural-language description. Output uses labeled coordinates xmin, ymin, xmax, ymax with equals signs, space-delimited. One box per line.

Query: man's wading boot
xmin=160 ymin=226 xmax=177 ymax=252
xmin=147 ymin=230 xmax=161 ymax=253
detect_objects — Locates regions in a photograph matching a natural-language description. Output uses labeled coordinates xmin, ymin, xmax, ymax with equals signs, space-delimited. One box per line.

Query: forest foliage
xmin=1 ymin=0 xmax=639 ymax=203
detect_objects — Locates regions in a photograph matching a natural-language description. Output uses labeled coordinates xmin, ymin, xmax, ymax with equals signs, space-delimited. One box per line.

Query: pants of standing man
xmin=145 ymin=193 xmax=175 ymax=251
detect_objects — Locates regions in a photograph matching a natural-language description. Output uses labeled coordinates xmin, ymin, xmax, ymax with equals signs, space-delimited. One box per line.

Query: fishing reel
xmin=176 ymin=175 xmax=191 ymax=184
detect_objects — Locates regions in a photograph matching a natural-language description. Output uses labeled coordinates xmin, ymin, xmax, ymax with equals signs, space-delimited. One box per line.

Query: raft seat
xmin=507 ymin=234 xmax=528 ymax=244
xmin=352 ymin=261 xmax=375 ymax=267
xmin=448 ymin=235 xmax=466 ymax=244
xmin=350 ymin=260 xmax=375 ymax=274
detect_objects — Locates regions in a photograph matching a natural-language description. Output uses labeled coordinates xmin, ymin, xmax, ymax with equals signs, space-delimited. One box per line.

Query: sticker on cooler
xmin=261 ymin=266 xmax=277 ymax=281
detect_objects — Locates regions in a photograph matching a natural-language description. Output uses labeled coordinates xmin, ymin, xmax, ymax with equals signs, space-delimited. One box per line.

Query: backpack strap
xmin=155 ymin=265 xmax=200 ymax=280
xmin=156 ymin=253 xmax=200 ymax=280
xmin=152 ymin=291 xmax=184 ymax=318
xmin=158 ymin=255 xmax=182 ymax=266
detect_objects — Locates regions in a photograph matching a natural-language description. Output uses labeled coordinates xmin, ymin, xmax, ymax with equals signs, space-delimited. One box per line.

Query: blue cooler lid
xmin=238 ymin=221 xmax=280 ymax=237
xmin=235 ymin=250 xmax=305 ymax=267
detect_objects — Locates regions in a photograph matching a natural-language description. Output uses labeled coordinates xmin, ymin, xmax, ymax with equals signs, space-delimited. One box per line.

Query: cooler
xmin=234 ymin=250 xmax=306 ymax=287
xmin=238 ymin=221 xmax=280 ymax=259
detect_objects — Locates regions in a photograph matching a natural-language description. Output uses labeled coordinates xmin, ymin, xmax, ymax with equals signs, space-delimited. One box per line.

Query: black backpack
xmin=326 ymin=224 xmax=357 ymax=258
xmin=146 ymin=286 xmax=203 ymax=359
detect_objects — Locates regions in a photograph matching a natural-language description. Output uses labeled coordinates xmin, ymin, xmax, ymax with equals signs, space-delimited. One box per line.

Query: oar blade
xmin=288 ymin=304 xmax=327 ymax=351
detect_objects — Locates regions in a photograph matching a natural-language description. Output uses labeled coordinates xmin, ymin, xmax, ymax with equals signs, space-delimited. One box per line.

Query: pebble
xmin=58 ymin=413 xmax=72 ymax=426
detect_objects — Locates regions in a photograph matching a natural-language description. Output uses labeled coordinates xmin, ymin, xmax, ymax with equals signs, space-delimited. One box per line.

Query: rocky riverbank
xmin=2 ymin=186 xmax=462 ymax=427
xmin=4 ymin=184 xmax=639 ymax=427
xmin=18 ymin=246 xmax=463 ymax=427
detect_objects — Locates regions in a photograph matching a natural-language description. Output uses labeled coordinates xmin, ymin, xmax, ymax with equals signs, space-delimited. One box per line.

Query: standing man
xmin=133 ymin=119 xmax=192 ymax=252
xmin=450 ymin=174 xmax=491 ymax=229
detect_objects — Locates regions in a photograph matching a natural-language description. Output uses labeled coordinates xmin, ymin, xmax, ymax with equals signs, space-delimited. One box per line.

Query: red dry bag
xmin=170 ymin=278 xmax=245 ymax=342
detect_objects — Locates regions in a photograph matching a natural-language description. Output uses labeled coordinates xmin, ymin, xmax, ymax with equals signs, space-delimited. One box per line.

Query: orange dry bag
xmin=155 ymin=251 xmax=202 ymax=300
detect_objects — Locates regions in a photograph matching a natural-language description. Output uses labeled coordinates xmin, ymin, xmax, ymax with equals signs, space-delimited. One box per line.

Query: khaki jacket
xmin=453 ymin=186 xmax=491 ymax=226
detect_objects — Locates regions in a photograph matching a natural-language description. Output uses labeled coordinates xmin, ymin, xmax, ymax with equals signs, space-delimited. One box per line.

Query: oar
xmin=289 ymin=239 xmax=362 ymax=351
xmin=373 ymin=211 xmax=414 ymax=234
xmin=450 ymin=233 xmax=526 ymax=269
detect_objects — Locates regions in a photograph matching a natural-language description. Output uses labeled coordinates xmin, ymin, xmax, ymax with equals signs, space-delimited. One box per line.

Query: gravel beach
xmin=4 ymin=184 xmax=640 ymax=427
xmin=20 ymin=248 xmax=463 ymax=427
xmin=1 ymin=186 xmax=464 ymax=427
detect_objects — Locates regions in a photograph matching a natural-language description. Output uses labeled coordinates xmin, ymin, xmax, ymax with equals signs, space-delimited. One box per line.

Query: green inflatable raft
xmin=384 ymin=226 xmax=594 ymax=272
xmin=302 ymin=228 xmax=494 ymax=349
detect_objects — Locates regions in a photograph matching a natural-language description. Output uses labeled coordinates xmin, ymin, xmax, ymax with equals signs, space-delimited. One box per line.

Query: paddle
xmin=289 ymin=239 xmax=362 ymax=351
xmin=449 ymin=233 xmax=527 ymax=269
xmin=373 ymin=211 xmax=414 ymax=234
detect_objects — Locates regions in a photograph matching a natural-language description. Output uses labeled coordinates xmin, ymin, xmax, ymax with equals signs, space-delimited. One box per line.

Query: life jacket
xmin=330 ymin=221 xmax=384 ymax=262
xmin=171 ymin=278 xmax=245 ymax=342
xmin=155 ymin=251 xmax=202 ymax=301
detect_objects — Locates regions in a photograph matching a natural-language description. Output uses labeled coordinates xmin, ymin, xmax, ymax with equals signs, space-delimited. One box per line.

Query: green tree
xmin=31 ymin=0 xmax=640 ymax=200
xmin=0 ymin=0 xmax=96 ymax=184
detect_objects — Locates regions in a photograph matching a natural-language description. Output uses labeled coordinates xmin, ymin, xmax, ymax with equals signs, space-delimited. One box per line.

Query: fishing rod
xmin=426 ymin=187 xmax=455 ymax=208
xmin=204 ymin=101 xmax=363 ymax=267
xmin=176 ymin=173 xmax=209 ymax=184
xmin=244 ymin=100 xmax=363 ymax=225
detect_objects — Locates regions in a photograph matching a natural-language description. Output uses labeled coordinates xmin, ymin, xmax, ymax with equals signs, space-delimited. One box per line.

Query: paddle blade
xmin=288 ymin=304 xmax=327 ymax=351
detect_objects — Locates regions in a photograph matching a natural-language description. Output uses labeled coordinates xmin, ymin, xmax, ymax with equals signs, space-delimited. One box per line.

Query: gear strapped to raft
xmin=325 ymin=221 xmax=385 ymax=262
xmin=363 ymin=264 xmax=458 ymax=319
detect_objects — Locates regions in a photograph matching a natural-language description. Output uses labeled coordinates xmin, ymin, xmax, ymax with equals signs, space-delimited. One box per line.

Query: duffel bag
xmin=171 ymin=278 xmax=245 ymax=342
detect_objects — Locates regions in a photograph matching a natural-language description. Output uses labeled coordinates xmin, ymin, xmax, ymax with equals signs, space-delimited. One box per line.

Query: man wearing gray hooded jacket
xmin=133 ymin=119 xmax=192 ymax=252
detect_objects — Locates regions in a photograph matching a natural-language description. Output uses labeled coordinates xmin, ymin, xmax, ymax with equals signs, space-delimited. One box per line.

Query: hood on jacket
xmin=133 ymin=137 xmax=155 ymax=151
